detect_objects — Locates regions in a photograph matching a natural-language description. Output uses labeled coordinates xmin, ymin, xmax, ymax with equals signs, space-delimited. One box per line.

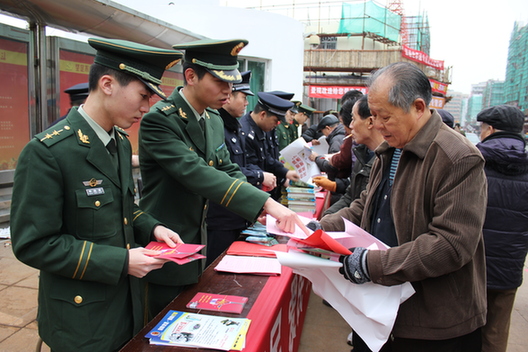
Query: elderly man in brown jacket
xmin=320 ymin=62 xmax=487 ymax=352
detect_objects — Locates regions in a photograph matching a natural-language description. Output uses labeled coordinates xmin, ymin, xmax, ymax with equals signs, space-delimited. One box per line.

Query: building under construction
xmin=235 ymin=0 xmax=451 ymax=113
xmin=504 ymin=21 xmax=528 ymax=112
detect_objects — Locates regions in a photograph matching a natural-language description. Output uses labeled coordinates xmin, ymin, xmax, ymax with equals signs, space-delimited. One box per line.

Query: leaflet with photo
xmin=145 ymin=310 xmax=251 ymax=351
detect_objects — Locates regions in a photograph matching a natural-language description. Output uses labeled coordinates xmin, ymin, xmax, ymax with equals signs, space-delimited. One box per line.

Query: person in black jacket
xmin=205 ymin=71 xmax=273 ymax=266
xmin=309 ymin=114 xmax=347 ymax=205
xmin=239 ymin=92 xmax=301 ymax=201
xmin=476 ymin=105 xmax=528 ymax=352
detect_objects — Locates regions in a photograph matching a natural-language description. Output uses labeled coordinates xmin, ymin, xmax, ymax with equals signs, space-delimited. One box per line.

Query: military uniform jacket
xmin=275 ymin=121 xmax=292 ymax=151
xmin=239 ymin=112 xmax=289 ymax=183
xmin=207 ymin=108 xmax=265 ymax=231
xmin=10 ymin=108 xmax=160 ymax=352
xmin=139 ymin=88 xmax=269 ymax=286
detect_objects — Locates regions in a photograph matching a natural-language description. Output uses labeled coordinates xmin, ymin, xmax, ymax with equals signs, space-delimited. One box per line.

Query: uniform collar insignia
xmin=77 ymin=129 xmax=90 ymax=144
xmin=179 ymin=108 xmax=188 ymax=119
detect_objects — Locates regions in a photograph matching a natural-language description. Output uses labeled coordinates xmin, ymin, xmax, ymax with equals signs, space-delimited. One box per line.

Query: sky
xmin=1 ymin=0 xmax=527 ymax=94
xmin=402 ymin=0 xmax=528 ymax=94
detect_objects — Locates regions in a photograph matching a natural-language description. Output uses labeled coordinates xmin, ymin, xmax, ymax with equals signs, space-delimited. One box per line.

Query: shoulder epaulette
xmin=36 ymin=125 xmax=74 ymax=147
xmin=157 ymin=101 xmax=178 ymax=116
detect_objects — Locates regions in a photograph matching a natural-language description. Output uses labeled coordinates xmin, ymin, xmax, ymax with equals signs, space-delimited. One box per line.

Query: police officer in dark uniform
xmin=10 ymin=38 xmax=184 ymax=352
xmin=205 ymin=71 xmax=266 ymax=266
xmin=50 ymin=82 xmax=90 ymax=127
xmin=240 ymin=92 xmax=301 ymax=200
xmin=267 ymin=91 xmax=295 ymax=200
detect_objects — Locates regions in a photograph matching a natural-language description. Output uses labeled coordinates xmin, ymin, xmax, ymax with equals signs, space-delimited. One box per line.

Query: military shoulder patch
xmin=36 ymin=125 xmax=74 ymax=147
xmin=157 ymin=102 xmax=177 ymax=116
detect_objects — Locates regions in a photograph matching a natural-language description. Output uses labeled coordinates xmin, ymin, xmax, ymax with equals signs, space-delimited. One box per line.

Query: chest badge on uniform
xmin=83 ymin=178 xmax=103 ymax=187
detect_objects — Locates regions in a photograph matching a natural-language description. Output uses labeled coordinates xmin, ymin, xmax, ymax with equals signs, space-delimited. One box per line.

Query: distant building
xmin=466 ymin=94 xmax=483 ymax=131
xmin=504 ymin=21 xmax=528 ymax=112
xmin=241 ymin=0 xmax=451 ymax=126
xmin=443 ymin=90 xmax=468 ymax=125
xmin=482 ymin=80 xmax=504 ymax=108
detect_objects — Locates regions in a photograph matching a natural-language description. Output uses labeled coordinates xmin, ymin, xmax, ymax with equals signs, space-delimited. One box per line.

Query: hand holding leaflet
xmin=274 ymin=218 xmax=415 ymax=352
xmin=145 ymin=241 xmax=205 ymax=264
xmin=265 ymin=213 xmax=312 ymax=239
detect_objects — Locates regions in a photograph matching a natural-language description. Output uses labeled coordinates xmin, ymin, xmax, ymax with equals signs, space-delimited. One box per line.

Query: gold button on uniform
xmin=208 ymin=160 xmax=213 ymax=166
xmin=95 ymin=200 xmax=101 ymax=207
xmin=123 ymin=217 xmax=128 ymax=225
xmin=74 ymin=295 xmax=83 ymax=304
xmin=126 ymin=243 xmax=131 ymax=250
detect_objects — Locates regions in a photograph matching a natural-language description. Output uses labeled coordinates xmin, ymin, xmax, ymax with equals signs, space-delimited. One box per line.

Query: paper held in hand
xmin=279 ymin=137 xmax=328 ymax=182
xmin=145 ymin=241 xmax=205 ymax=265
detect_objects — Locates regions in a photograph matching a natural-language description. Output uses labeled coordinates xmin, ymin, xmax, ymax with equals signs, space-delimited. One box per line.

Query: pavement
xmin=0 ymin=236 xmax=526 ymax=352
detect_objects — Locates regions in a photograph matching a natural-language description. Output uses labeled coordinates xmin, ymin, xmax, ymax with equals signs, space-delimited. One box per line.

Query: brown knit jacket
xmin=321 ymin=111 xmax=488 ymax=340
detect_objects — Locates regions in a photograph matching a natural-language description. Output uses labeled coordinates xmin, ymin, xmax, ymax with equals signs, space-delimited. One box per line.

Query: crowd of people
xmin=8 ymin=36 xmax=528 ymax=352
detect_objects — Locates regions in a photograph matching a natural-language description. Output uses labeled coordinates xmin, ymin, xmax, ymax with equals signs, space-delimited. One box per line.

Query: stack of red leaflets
xmin=226 ymin=241 xmax=288 ymax=258
xmin=145 ymin=241 xmax=205 ymax=265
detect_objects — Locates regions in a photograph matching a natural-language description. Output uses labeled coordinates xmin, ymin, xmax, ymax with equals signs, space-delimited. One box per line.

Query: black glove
xmin=306 ymin=220 xmax=322 ymax=231
xmin=339 ymin=247 xmax=370 ymax=284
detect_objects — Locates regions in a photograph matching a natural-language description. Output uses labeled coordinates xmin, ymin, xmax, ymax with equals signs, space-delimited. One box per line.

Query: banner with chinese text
xmin=402 ymin=45 xmax=444 ymax=71
xmin=309 ymin=85 xmax=368 ymax=99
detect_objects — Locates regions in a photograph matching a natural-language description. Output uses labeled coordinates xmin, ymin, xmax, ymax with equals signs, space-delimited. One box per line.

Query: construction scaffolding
xmin=504 ymin=21 xmax=528 ymax=111
xmin=226 ymin=0 xmax=431 ymax=50
xmin=337 ymin=1 xmax=401 ymax=44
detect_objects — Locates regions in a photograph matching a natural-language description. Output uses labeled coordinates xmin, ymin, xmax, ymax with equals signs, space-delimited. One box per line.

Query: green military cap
xmin=172 ymin=39 xmax=248 ymax=83
xmin=88 ymin=38 xmax=183 ymax=99
xmin=290 ymin=100 xmax=302 ymax=113
xmin=297 ymin=103 xmax=317 ymax=117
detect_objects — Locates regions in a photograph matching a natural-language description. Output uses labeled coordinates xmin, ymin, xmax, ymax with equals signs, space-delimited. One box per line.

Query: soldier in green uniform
xmin=294 ymin=102 xmax=317 ymax=140
xmin=139 ymin=39 xmax=309 ymax=318
xmin=268 ymin=91 xmax=295 ymax=151
xmin=10 ymin=38 xmax=184 ymax=352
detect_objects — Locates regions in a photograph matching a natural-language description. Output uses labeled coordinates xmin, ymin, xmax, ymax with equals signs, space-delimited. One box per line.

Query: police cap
xmin=64 ymin=82 xmax=89 ymax=103
xmin=437 ymin=109 xmax=454 ymax=128
xmin=268 ymin=90 xmax=295 ymax=101
xmin=173 ymin=38 xmax=248 ymax=83
xmin=233 ymin=71 xmax=254 ymax=96
xmin=88 ymin=38 xmax=183 ymax=99
xmin=258 ymin=92 xmax=294 ymax=122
